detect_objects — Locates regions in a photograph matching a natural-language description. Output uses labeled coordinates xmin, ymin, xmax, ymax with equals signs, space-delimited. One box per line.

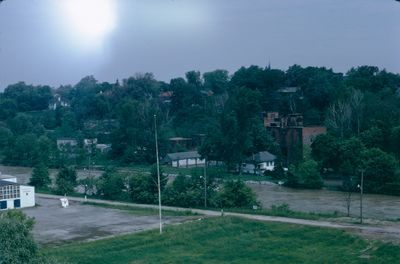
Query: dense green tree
xmin=7 ymin=113 xmax=33 ymax=135
xmin=297 ymin=159 xmax=323 ymax=189
xmin=0 ymin=126 xmax=12 ymax=149
xmin=389 ymin=126 xmax=400 ymax=159
xmin=284 ymin=165 xmax=301 ymax=188
xmin=217 ymin=180 xmax=258 ymax=208
xmin=164 ymin=171 xmax=216 ymax=208
xmin=0 ymin=99 xmax=17 ymax=120
xmin=96 ymin=170 xmax=126 ymax=200
xmin=311 ymin=134 xmax=340 ymax=170
xmin=3 ymin=133 xmax=38 ymax=166
xmin=360 ymin=127 xmax=384 ymax=149
xmin=203 ymin=70 xmax=229 ymax=94
xmin=337 ymin=137 xmax=365 ymax=174
xmin=55 ymin=167 xmax=77 ymax=195
xmin=110 ymin=99 xmax=156 ymax=164
xmin=362 ymin=148 xmax=398 ymax=194
xmin=29 ymin=163 xmax=51 ymax=189
xmin=129 ymin=165 xmax=167 ymax=204
xmin=3 ymin=82 xmax=52 ymax=111
xmin=0 ymin=211 xmax=45 ymax=264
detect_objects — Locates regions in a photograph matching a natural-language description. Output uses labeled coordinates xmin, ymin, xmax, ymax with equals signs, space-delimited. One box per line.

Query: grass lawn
xmin=45 ymin=217 xmax=399 ymax=264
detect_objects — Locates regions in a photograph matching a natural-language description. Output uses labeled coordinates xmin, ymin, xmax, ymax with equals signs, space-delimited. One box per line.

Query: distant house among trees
xmin=48 ymin=94 xmax=69 ymax=110
xmin=163 ymin=151 xmax=205 ymax=168
xmin=57 ymin=138 xmax=78 ymax=151
xmin=241 ymin=151 xmax=276 ymax=174
xmin=96 ymin=144 xmax=112 ymax=153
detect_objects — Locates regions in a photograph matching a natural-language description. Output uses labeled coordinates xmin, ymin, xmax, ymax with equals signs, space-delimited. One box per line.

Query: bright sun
xmin=61 ymin=0 xmax=116 ymax=47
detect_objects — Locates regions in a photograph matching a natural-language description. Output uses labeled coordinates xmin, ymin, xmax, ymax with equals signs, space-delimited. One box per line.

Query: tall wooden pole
xmin=360 ymin=169 xmax=364 ymax=224
xmin=154 ymin=114 xmax=162 ymax=234
xmin=204 ymin=159 xmax=207 ymax=208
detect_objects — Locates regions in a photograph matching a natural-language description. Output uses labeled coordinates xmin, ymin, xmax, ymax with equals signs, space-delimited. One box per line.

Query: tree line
xmin=0 ymin=65 xmax=400 ymax=195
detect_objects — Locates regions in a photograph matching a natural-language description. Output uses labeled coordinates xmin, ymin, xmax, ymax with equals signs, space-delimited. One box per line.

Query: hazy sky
xmin=0 ymin=0 xmax=399 ymax=89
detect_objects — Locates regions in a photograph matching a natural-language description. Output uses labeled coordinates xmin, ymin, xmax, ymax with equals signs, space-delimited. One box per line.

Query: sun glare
xmin=61 ymin=0 xmax=116 ymax=47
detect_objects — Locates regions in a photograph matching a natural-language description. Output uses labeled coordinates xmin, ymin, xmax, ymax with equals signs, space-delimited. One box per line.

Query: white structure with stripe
xmin=0 ymin=174 xmax=35 ymax=210
xmin=163 ymin=151 xmax=205 ymax=168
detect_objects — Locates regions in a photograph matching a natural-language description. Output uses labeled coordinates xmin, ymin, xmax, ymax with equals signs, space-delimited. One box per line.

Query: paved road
xmin=37 ymin=193 xmax=400 ymax=242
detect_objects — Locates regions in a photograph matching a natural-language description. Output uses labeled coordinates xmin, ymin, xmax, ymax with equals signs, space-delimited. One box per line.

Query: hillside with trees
xmin=0 ymin=65 xmax=399 ymax=195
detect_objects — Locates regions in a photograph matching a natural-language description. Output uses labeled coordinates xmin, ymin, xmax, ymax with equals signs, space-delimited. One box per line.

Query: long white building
xmin=0 ymin=175 xmax=35 ymax=210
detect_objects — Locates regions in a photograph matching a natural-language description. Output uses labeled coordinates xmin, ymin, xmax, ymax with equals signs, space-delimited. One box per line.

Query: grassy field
xmin=45 ymin=217 xmax=399 ymax=264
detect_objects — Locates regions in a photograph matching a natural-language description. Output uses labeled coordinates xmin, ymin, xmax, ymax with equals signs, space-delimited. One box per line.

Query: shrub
xmin=216 ymin=180 xmax=259 ymax=208
xmin=29 ymin=163 xmax=51 ymax=189
xmin=55 ymin=166 xmax=77 ymax=195
xmin=0 ymin=211 xmax=46 ymax=264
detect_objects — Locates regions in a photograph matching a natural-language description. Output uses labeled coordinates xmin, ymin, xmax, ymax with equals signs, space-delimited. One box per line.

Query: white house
xmin=57 ymin=138 xmax=78 ymax=151
xmin=0 ymin=177 xmax=35 ymax=210
xmin=242 ymin=151 xmax=276 ymax=174
xmin=96 ymin=143 xmax=112 ymax=153
xmin=163 ymin=151 xmax=205 ymax=168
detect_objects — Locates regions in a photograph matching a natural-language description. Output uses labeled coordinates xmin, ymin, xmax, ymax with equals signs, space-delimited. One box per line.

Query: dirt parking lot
xmin=23 ymin=198 xmax=188 ymax=245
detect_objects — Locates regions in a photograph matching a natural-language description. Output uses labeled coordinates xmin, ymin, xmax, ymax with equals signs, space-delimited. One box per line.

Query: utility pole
xmin=359 ymin=169 xmax=364 ymax=224
xmin=204 ymin=159 xmax=207 ymax=208
xmin=154 ymin=114 xmax=162 ymax=234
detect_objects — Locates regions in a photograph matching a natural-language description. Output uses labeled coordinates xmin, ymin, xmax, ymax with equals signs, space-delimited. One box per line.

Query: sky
xmin=0 ymin=0 xmax=399 ymax=89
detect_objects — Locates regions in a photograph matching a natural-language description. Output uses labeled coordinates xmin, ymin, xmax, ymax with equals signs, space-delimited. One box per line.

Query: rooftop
xmin=247 ymin=151 xmax=276 ymax=163
xmin=0 ymin=179 xmax=18 ymax=187
xmin=164 ymin=151 xmax=201 ymax=161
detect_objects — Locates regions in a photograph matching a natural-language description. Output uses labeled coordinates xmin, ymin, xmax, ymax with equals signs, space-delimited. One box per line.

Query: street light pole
xmin=359 ymin=169 xmax=364 ymax=224
xmin=154 ymin=114 xmax=162 ymax=234
xmin=204 ymin=159 xmax=207 ymax=208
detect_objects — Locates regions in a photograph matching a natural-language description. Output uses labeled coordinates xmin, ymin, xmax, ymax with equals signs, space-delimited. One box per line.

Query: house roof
xmin=247 ymin=151 xmax=276 ymax=163
xmin=164 ymin=151 xmax=201 ymax=162
xmin=0 ymin=179 xmax=18 ymax=187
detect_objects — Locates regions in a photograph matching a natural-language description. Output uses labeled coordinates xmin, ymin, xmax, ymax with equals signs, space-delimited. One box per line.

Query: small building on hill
xmin=57 ymin=138 xmax=78 ymax=151
xmin=241 ymin=151 xmax=276 ymax=174
xmin=0 ymin=175 xmax=35 ymax=210
xmin=163 ymin=151 xmax=205 ymax=168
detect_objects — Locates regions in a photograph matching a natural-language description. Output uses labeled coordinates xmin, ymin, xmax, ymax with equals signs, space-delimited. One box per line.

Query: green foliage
xmin=110 ymin=99 xmax=156 ymax=164
xmin=128 ymin=165 xmax=167 ymax=204
xmin=311 ymin=133 xmax=340 ymax=170
xmin=360 ymin=127 xmax=384 ymax=149
xmin=0 ymin=211 xmax=46 ymax=264
xmin=285 ymin=161 xmax=323 ymax=189
xmin=96 ymin=170 xmax=126 ymax=200
xmin=3 ymin=82 xmax=52 ymax=112
xmin=297 ymin=159 xmax=323 ymax=189
xmin=0 ymin=64 xmax=399 ymax=198
xmin=164 ymin=171 xmax=216 ymax=208
xmin=390 ymin=126 xmax=400 ymax=159
xmin=362 ymin=148 xmax=398 ymax=194
xmin=284 ymin=165 xmax=301 ymax=188
xmin=217 ymin=180 xmax=259 ymax=208
xmin=268 ymin=161 xmax=286 ymax=180
xmin=30 ymin=163 xmax=51 ymax=189
xmin=203 ymin=69 xmax=229 ymax=94
xmin=0 ymin=126 xmax=12 ymax=149
xmin=55 ymin=167 xmax=77 ymax=195
xmin=337 ymin=137 xmax=365 ymax=174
